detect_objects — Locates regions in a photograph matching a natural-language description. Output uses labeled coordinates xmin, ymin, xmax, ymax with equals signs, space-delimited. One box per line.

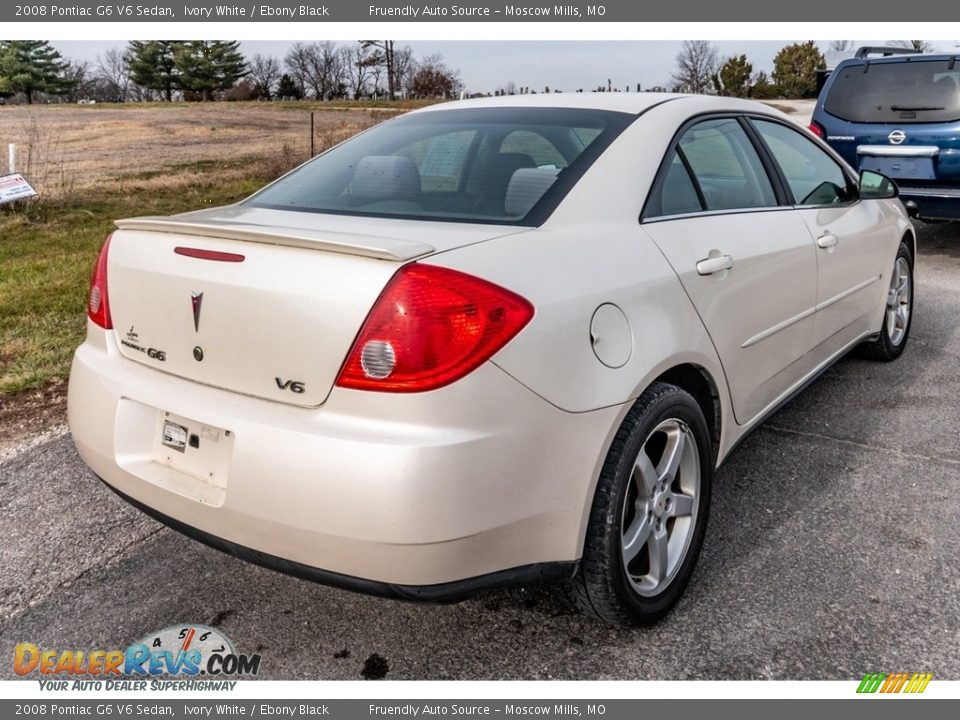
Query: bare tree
xmin=889 ymin=40 xmax=936 ymax=52
xmin=284 ymin=42 xmax=313 ymax=98
xmin=408 ymin=53 xmax=462 ymax=99
xmin=60 ymin=60 xmax=91 ymax=102
xmin=361 ymin=41 xmax=397 ymax=98
xmin=672 ymin=40 xmax=719 ymax=94
xmin=344 ymin=43 xmax=378 ymax=100
xmin=97 ymin=47 xmax=130 ymax=102
xmin=248 ymin=54 xmax=280 ymax=99
xmin=392 ymin=44 xmax=415 ymax=98
xmin=828 ymin=40 xmax=853 ymax=52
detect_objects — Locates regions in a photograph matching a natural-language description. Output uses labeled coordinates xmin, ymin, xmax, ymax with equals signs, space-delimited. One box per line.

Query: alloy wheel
xmin=621 ymin=418 xmax=700 ymax=597
xmin=886 ymin=256 xmax=912 ymax=347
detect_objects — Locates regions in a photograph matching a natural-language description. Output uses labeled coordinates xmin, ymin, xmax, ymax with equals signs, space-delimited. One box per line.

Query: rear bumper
xmin=68 ymin=323 xmax=619 ymax=592
xmin=102 ymin=479 xmax=576 ymax=602
xmin=898 ymin=186 xmax=960 ymax=221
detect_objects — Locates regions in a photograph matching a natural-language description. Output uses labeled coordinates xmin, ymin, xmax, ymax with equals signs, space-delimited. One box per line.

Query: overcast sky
xmin=51 ymin=40 xmax=824 ymax=94
xmin=52 ymin=40 xmax=959 ymax=94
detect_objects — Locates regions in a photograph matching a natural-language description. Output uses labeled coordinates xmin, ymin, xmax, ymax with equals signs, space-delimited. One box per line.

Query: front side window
xmin=247 ymin=107 xmax=634 ymax=225
xmin=752 ymin=119 xmax=853 ymax=206
xmin=676 ymin=118 xmax=777 ymax=212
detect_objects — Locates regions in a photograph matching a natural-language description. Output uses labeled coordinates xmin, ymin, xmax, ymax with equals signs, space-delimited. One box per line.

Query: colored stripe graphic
xmin=857 ymin=672 xmax=932 ymax=694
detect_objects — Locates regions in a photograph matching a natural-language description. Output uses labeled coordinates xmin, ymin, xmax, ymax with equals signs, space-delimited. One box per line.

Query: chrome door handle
xmin=696 ymin=254 xmax=734 ymax=276
xmin=817 ymin=234 xmax=839 ymax=249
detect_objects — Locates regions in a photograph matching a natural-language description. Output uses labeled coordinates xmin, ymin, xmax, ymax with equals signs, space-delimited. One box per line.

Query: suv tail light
xmin=88 ymin=233 xmax=113 ymax=329
xmin=336 ymin=264 xmax=534 ymax=392
xmin=808 ymin=121 xmax=826 ymax=139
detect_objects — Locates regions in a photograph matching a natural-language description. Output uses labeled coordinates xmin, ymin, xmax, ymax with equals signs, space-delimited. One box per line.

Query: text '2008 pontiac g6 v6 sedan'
xmin=68 ymin=93 xmax=915 ymax=626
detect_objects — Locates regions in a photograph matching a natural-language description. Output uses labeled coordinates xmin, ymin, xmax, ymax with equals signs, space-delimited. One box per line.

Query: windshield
xmin=824 ymin=59 xmax=960 ymax=124
xmin=246 ymin=107 xmax=634 ymax=225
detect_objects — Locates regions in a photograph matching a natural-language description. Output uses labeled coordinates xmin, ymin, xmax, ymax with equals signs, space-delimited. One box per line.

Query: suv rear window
xmin=247 ymin=107 xmax=633 ymax=226
xmin=824 ymin=59 xmax=960 ymax=124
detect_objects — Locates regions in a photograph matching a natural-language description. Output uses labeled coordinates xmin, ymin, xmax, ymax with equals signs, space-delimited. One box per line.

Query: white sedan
xmin=68 ymin=93 xmax=915 ymax=626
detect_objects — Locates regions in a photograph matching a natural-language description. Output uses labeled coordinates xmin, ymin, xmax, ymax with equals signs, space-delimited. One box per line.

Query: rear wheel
xmin=858 ymin=241 xmax=913 ymax=361
xmin=562 ymin=382 xmax=712 ymax=627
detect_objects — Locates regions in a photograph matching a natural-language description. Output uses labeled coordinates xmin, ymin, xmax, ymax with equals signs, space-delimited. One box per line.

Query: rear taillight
xmin=88 ymin=233 xmax=113 ymax=329
xmin=336 ymin=264 xmax=534 ymax=393
xmin=808 ymin=121 xmax=826 ymax=139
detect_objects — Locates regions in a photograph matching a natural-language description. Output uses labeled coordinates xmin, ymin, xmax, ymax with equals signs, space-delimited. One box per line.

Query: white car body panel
xmin=68 ymin=93 xmax=914 ymax=595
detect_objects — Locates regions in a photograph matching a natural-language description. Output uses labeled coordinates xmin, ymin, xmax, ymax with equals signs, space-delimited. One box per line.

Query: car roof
xmin=412 ymin=92 xmax=790 ymax=119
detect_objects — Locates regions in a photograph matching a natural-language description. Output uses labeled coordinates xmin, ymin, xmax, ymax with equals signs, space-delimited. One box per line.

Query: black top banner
xmin=3 ymin=0 xmax=958 ymax=22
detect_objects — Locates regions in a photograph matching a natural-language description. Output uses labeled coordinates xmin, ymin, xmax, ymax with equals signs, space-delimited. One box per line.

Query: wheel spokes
xmin=647 ymin=529 xmax=669 ymax=583
xmin=622 ymin=514 xmax=653 ymax=564
xmin=621 ymin=418 xmax=701 ymax=597
xmin=633 ymin=451 xmax=659 ymax=497
xmin=657 ymin=426 xmax=686 ymax=487
xmin=670 ymin=492 xmax=695 ymax=518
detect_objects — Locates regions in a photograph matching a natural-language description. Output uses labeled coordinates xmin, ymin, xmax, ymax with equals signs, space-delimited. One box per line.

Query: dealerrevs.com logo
xmin=14 ymin=624 xmax=261 ymax=691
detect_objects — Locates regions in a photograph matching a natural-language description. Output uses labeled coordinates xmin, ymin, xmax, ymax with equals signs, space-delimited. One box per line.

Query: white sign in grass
xmin=0 ymin=173 xmax=38 ymax=205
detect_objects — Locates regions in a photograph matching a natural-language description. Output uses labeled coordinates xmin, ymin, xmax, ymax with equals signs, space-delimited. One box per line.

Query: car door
xmin=641 ymin=116 xmax=819 ymax=425
xmin=749 ymin=118 xmax=892 ymax=359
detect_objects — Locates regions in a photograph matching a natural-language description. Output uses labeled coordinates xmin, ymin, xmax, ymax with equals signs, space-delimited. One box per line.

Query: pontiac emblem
xmin=191 ymin=291 xmax=203 ymax=332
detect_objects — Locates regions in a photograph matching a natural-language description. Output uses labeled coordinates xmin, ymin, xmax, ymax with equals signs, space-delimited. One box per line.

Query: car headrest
xmin=351 ymin=156 xmax=421 ymax=202
xmin=504 ymin=167 xmax=560 ymax=217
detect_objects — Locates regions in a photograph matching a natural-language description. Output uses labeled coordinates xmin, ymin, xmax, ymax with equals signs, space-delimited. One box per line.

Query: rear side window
xmin=676 ymin=118 xmax=777 ymax=212
xmin=752 ymin=119 xmax=853 ymax=206
xmin=824 ymin=59 xmax=960 ymax=124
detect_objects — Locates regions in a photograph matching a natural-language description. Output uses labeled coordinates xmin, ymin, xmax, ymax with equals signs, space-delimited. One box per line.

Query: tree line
xmin=0 ymin=40 xmax=463 ymax=104
xmin=671 ymin=39 xmax=939 ymax=99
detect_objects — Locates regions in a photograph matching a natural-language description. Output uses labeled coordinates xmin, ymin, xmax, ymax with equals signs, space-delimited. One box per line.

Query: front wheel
xmin=561 ymin=382 xmax=713 ymax=627
xmin=857 ymin=241 xmax=913 ymax=361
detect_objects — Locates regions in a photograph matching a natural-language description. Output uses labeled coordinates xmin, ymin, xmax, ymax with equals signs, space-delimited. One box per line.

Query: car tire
xmin=857 ymin=241 xmax=914 ymax=362
xmin=560 ymin=382 xmax=713 ymax=627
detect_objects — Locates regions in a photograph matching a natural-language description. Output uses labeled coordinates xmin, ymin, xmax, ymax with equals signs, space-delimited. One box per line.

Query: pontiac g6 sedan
xmin=68 ymin=94 xmax=915 ymax=626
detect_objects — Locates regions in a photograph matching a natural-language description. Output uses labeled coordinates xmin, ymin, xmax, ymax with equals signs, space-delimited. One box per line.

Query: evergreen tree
xmin=772 ymin=41 xmax=826 ymax=99
xmin=0 ymin=40 xmax=73 ymax=103
xmin=126 ymin=41 xmax=180 ymax=101
xmin=174 ymin=41 xmax=246 ymax=102
xmin=716 ymin=55 xmax=753 ymax=98
xmin=276 ymin=74 xmax=302 ymax=100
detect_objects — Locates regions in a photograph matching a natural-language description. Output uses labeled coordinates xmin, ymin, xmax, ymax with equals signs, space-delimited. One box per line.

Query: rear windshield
xmin=824 ymin=59 xmax=960 ymax=124
xmin=246 ymin=107 xmax=633 ymax=225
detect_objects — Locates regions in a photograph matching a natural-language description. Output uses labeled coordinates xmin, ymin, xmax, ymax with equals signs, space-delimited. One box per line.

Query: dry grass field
xmin=0 ymin=102 xmax=404 ymax=198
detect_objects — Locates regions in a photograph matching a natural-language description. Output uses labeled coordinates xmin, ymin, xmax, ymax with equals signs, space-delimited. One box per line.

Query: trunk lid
xmin=107 ymin=205 xmax=529 ymax=407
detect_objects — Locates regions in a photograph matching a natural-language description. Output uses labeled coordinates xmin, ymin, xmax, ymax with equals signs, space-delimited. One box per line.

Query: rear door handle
xmin=696 ymin=254 xmax=734 ymax=276
xmin=817 ymin=234 xmax=839 ymax=249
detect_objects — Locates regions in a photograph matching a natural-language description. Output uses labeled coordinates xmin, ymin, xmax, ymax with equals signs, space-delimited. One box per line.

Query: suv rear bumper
xmin=898 ymin=186 xmax=960 ymax=221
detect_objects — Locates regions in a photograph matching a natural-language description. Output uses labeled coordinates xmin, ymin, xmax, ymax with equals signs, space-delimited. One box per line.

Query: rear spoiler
xmin=114 ymin=216 xmax=434 ymax=262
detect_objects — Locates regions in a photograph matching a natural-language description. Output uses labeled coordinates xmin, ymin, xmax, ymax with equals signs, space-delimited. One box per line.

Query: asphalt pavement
xmin=1 ymin=223 xmax=959 ymax=681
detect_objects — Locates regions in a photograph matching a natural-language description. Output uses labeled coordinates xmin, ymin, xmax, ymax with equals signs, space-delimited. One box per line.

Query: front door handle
xmin=817 ymin=234 xmax=839 ymax=249
xmin=696 ymin=254 xmax=734 ymax=276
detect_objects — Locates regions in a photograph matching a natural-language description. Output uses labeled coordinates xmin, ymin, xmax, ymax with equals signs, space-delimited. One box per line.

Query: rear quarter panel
xmin=426 ymin=100 xmax=739 ymax=453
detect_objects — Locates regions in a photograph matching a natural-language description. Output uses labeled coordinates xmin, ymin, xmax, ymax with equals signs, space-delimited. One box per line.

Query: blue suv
xmin=811 ymin=47 xmax=960 ymax=221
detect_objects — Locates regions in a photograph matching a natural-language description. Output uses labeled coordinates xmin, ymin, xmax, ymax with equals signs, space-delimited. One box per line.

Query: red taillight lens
xmin=808 ymin=121 xmax=826 ymax=139
xmin=88 ymin=233 xmax=113 ymax=329
xmin=336 ymin=264 xmax=534 ymax=393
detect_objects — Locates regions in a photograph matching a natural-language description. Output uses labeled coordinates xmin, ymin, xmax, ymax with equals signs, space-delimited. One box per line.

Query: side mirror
xmin=859 ymin=170 xmax=898 ymax=200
